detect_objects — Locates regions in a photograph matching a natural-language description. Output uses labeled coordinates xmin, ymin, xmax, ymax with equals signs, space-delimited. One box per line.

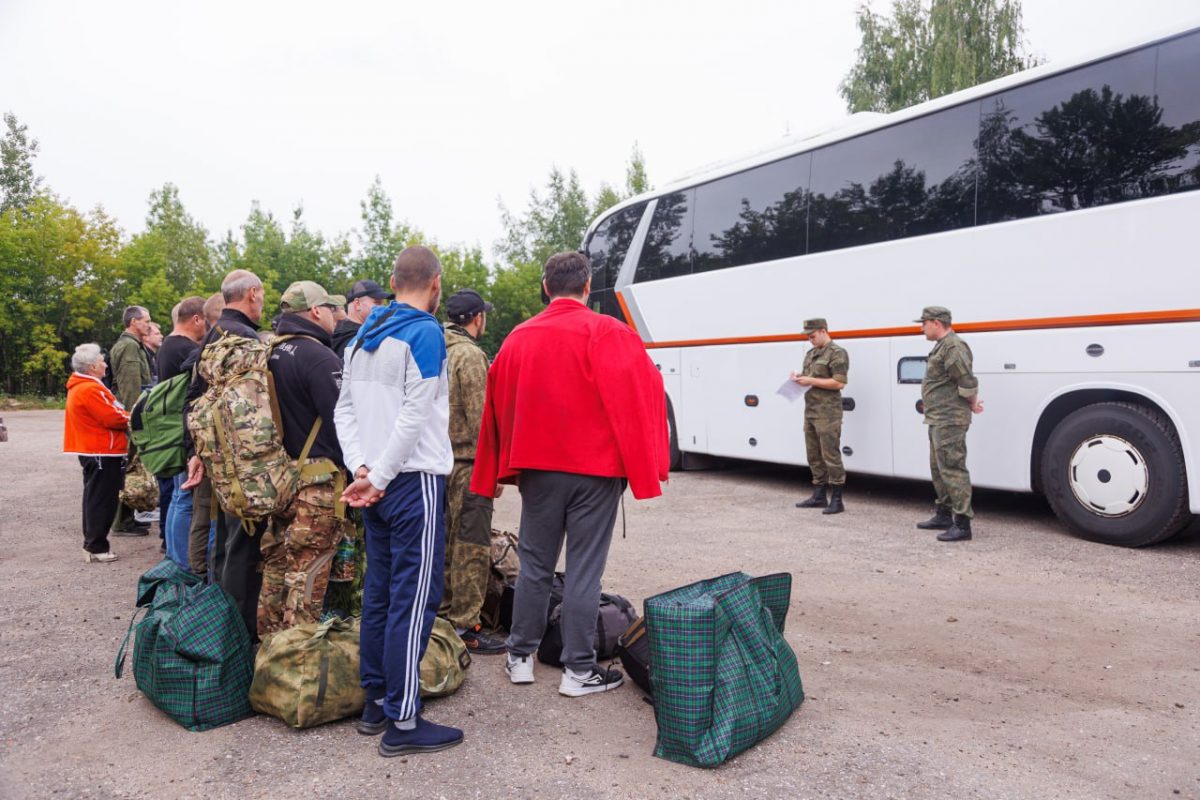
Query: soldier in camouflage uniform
xmin=257 ymin=281 xmax=349 ymax=637
xmin=913 ymin=306 xmax=984 ymax=542
xmin=440 ymin=289 xmax=505 ymax=655
xmin=793 ymin=318 xmax=850 ymax=514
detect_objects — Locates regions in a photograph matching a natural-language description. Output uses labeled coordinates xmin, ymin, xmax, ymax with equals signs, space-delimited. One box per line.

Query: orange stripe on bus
xmin=615 ymin=291 xmax=641 ymax=336
xmin=638 ymin=308 xmax=1200 ymax=349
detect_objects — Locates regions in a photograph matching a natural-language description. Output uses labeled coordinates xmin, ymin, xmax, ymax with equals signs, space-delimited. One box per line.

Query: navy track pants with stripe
xmin=360 ymin=471 xmax=445 ymax=722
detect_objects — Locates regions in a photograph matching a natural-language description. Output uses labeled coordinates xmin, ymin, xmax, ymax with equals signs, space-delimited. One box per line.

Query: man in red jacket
xmin=471 ymin=250 xmax=668 ymax=697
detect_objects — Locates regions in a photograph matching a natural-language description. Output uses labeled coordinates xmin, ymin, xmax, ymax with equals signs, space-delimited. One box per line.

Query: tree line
xmin=0 ymin=110 xmax=650 ymax=395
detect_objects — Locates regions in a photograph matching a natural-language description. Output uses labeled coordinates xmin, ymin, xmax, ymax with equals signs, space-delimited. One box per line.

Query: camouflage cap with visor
xmin=802 ymin=318 xmax=828 ymax=333
xmin=280 ymin=280 xmax=336 ymax=312
xmin=915 ymin=306 xmax=952 ymax=324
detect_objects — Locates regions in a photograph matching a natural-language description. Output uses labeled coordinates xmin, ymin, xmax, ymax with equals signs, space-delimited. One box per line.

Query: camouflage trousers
xmin=928 ymin=424 xmax=973 ymax=518
xmin=804 ymin=416 xmax=845 ymax=486
xmin=438 ymin=460 xmax=494 ymax=630
xmin=258 ymin=482 xmax=351 ymax=638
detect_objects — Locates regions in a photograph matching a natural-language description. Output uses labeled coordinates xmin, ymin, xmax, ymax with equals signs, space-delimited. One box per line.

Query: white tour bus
xmin=580 ymin=21 xmax=1200 ymax=547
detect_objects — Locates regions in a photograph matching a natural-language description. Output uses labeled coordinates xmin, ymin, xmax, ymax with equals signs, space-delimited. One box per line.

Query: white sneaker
xmin=84 ymin=549 xmax=118 ymax=563
xmin=505 ymin=654 xmax=534 ymax=684
xmin=134 ymin=510 xmax=160 ymax=524
xmin=559 ymin=666 xmax=624 ymax=697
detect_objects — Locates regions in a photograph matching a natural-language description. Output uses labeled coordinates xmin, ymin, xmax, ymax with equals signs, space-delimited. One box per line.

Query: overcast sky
xmin=2 ymin=0 xmax=1198 ymax=260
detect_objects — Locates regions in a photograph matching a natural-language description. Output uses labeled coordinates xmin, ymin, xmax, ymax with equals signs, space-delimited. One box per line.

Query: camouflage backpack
xmin=120 ymin=454 xmax=160 ymax=512
xmin=187 ymin=332 xmax=325 ymax=523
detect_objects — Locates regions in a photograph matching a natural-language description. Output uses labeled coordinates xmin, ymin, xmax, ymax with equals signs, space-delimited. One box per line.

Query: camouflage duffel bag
xmin=120 ymin=454 xmax=159 ymax=512
xmin=250 ymin=616 xmax=471 ymax=728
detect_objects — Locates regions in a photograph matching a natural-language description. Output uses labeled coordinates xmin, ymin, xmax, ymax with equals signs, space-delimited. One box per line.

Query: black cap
xmin=346 ymin=279 xmax=391 ymax=302
xmin=446 ymin=289 xmax=493 ymax=323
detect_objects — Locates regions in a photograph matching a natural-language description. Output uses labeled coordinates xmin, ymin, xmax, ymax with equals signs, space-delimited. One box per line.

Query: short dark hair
xmin=177 ymin=295 xmax=205 ymax=323
xmin=122 ymin=305 xmax=148 ymax=328
xmin=203 ymin=293 xmax=225 ymax=325
xmin=543 ymin=251 xmax=591 ymax=297
xmin=392 ymin=246 xmax=442 ymax=293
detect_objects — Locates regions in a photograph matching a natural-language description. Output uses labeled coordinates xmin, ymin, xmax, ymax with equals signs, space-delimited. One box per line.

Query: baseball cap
xmin=446 ymin=289 xmax=494 ymax=323
xmin=802 ymin=318 xmax=828 ymax=333
xmin=279 ymin=281 xmax=335 ymax=312
xmin=328 ymin=294 xmax=347 ymax=308
xmin=914 ymin=306 xmax=952 ymax=324
xmin=346 ymin=279 xmax=391 ymax=302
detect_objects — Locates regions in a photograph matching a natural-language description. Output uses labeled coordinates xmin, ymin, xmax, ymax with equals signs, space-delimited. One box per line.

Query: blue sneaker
xmin=357 ymin=700 xmax=388 ymax=736
xmin=379 ymin=717 xmax=463 ymax=757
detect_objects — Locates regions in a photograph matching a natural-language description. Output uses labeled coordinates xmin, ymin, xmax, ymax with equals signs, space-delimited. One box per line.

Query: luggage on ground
xmin=187 ymin=333 xmax=326 ymax=522
xmin=115 ymin=560 xmax=254 ymax=731
xmin=249 ymin=615 xmax=363 ymax=728
xmin=644 ymin=572 xmax=804 ymax=768
xmin=119 ymin=454 xmax=160 ymax=512
xmin=480 ymin=528 xmax=519 ymax=631
xmin=421 ymin=616 xmax=472 ymax=697
xmin=128 ymin=372 xmax=190 ymax=477
xmin=536 ymin=573 xmax=637 ymax=667
xmin=617 ymin=615 xmax=653 ymax=697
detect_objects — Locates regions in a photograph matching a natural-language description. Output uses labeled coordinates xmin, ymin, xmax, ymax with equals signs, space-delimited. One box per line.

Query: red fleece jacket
xmin=470 ymin=298 xmax=668 ymax=500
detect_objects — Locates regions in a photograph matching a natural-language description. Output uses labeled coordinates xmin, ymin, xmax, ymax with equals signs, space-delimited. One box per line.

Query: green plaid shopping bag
xmin=645 ymin=572 xmax=804 ymax=767
xmin=115 ymin=560 xmax=254 ymax=731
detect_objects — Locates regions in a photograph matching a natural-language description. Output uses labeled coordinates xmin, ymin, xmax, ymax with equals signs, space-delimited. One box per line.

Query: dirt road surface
xmin=2 ymin=409 xmax=1198 ymax=799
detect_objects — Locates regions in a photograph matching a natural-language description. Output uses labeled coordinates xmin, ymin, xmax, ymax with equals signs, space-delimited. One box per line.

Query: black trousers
xmin=79 ymin=456 xmax=123 ymax=554
xmin=213 ymin=508 xmax=265 ymax=639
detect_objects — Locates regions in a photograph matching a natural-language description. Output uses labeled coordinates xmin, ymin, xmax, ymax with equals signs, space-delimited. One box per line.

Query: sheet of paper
xmin=776 ymin=377 xmax=809 ymax=402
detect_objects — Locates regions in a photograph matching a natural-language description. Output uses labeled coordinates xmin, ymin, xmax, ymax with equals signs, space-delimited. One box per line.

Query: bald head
xmin=221 ymin=269 xmax=264 ymax=323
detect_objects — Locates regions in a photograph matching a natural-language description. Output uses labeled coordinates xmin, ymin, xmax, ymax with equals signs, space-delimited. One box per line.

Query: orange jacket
xmin=63 ymin=373 xmax=130 ymax=456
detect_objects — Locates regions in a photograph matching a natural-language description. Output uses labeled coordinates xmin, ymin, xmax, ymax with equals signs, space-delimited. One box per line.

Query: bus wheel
xmin=1041 ymin=401 xmax=1190 ymax=547
xmin=667 ymin=397 xmax=682 ymax=472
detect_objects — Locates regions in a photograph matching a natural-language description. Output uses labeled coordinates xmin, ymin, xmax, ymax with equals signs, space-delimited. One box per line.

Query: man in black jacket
xmin=257 ymin=281 xmax=349 ymax=636
xmin=180 ymin=269 xmax=267 ymax=637
xmin=332 ymin=278 xmax=392 ymax=359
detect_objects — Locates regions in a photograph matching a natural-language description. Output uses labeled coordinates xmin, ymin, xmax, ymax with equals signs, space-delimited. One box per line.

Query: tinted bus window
xmin=808 ymin=102 xmax=980 ymax=254
xmin=1152 ymin=32 xmax=1200 ymax=197
xmin=634 ymin=190 xmax=693 ymax=282
xmin=692 ymin=153 xmax=810 ymax=273
xmin=584 ymin=201 xmax=647 ymax=291
xmin=976 ymin=47 xmax=1158 ymax=223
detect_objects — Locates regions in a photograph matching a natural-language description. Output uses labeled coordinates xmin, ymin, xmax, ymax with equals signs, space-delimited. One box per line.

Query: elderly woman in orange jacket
xmin=64 ymin=343 xmax=131 ymax=563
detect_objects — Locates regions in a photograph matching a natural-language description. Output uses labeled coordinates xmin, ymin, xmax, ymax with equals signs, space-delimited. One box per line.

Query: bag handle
xmin=114 ymin=606 xmax=147 ymax=679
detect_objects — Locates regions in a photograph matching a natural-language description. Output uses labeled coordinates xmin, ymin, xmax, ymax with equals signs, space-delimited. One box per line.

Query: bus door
xmin=890 ymin=338 xmax=932 ymax=480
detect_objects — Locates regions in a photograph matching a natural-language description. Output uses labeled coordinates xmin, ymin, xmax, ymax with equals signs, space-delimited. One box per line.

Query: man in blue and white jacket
xmin=334 ymin=245 xmax=460 ymax=757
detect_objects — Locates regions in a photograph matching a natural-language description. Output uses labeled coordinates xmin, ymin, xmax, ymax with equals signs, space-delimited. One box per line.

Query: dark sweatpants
xmin=213 ymin=508 xmax=264 ymax=639
xmin=506 ymin=470 xmax=624 ymax=672
xmin=79 ymin=455 xmax=123 ymax=554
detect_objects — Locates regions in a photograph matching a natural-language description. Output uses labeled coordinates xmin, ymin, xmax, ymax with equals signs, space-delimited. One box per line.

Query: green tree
xmin=840 ymin=0 xmax=1039 ymax=114
xmin=1 ymin=112 xmax=41 ymax=215
xmin=625 ymin=143 xmax=651 ymax=196
xmin=351 ymin=176 xmax=422 ymax=285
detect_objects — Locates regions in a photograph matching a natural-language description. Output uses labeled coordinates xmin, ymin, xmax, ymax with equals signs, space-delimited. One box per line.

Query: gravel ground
xmin=1 ymin=409 xmax=1198 ymax=799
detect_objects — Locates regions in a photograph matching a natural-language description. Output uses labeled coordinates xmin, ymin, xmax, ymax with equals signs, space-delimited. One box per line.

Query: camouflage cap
xmin=328 ymin=294 xmax=347 ymax=308
xmin=280 ymin=280 xmax=334 ymax=312
xmin=802 ymin=318 xmax=828 ymax=333
xmin=914 ymin=306 xmax=952 ymax=324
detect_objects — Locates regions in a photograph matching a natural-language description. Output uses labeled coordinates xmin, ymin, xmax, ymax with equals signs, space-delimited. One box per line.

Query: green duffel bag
xmin=250 ymin=616 xmax=363 ymax=728
xmin=115 ymin=560 xmax=254 ymax=731
xmin=645 ymin=571 xmax=804 ymax=768
xmin=249 ymin=616 xmax=470 ymax=728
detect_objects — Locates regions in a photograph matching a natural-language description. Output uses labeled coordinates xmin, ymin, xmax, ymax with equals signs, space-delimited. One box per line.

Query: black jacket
xmin=157 ymin=334 xmax=199 ymax=383
xmin=330 ymin=319 xmax=361 ymax=361
xmin=183 ymin=308 xmax=261 ymax=459
xmin=268 ymin=314 xmax=345 ymax=469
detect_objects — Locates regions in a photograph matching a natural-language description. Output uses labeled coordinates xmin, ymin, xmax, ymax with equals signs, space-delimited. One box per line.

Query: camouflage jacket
xmin=445 ymin=323 xmax=488 ymax=461
xmin=802 ymin=341 xmax=849 ymax=420
xmin=110 ymin=331 xmax=151 ymax=410
xmin=921 ymin=331 xmax=978 ymax=427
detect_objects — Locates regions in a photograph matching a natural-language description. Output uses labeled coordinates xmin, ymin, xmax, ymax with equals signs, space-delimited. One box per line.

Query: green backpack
xmin=645 ymin=572 xmax=804 ymax=768
xmin=115 ymin=560 xmax=254 ymax=731
xmin=129 ymin=371 xmax=190 ymax=478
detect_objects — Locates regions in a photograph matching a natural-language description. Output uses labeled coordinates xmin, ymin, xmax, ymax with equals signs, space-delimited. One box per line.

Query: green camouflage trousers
xmin=804 ymin=417 xmax=845 ymax=486
xmin=439 ymin=460 xmax=494 ymax=630
xmin=258 ymin=482 xmax=349 ymax=638
xmin=928 ymin=424 xmax=973 ymax=517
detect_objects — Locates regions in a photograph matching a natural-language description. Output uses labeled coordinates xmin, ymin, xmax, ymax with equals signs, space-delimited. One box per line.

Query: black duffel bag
xmin=537 ymin=573 xmax=636 ymax=667
xmin=616 ymin=615 xmax=653 ymax=697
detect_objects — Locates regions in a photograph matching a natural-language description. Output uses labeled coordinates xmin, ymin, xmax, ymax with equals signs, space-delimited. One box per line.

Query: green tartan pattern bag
xmin=645 ymin=572 xmax=804 ymax=768
xmin=115 ymin=560 xmax=254 ymax=731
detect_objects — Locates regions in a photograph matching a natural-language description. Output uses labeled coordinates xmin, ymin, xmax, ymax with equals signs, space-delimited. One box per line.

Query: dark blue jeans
xmin=360 ymin=472 xmax=445 ymax=723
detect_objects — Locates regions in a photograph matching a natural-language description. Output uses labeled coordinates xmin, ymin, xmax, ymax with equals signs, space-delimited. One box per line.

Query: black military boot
xmin=822 ymin=486 xmax=845 ymax=515
xmin=915 ymin=505 xmax=953 ymax=530
xmin=795 ymin=485 xmax=828 ymax=508
xmin=937 ymin=514 xmax=973 ymax=542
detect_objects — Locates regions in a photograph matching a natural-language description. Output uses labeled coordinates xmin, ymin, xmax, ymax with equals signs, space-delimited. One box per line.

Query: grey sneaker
xmin=558 ymin=666 xmax=624 ymax=697
xmin=505 ymin=653 xmax=534 ymax=684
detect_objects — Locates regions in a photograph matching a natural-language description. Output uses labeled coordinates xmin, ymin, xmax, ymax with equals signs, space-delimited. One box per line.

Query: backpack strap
xmin=350 ymin=307 xmax=400 ymax=360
